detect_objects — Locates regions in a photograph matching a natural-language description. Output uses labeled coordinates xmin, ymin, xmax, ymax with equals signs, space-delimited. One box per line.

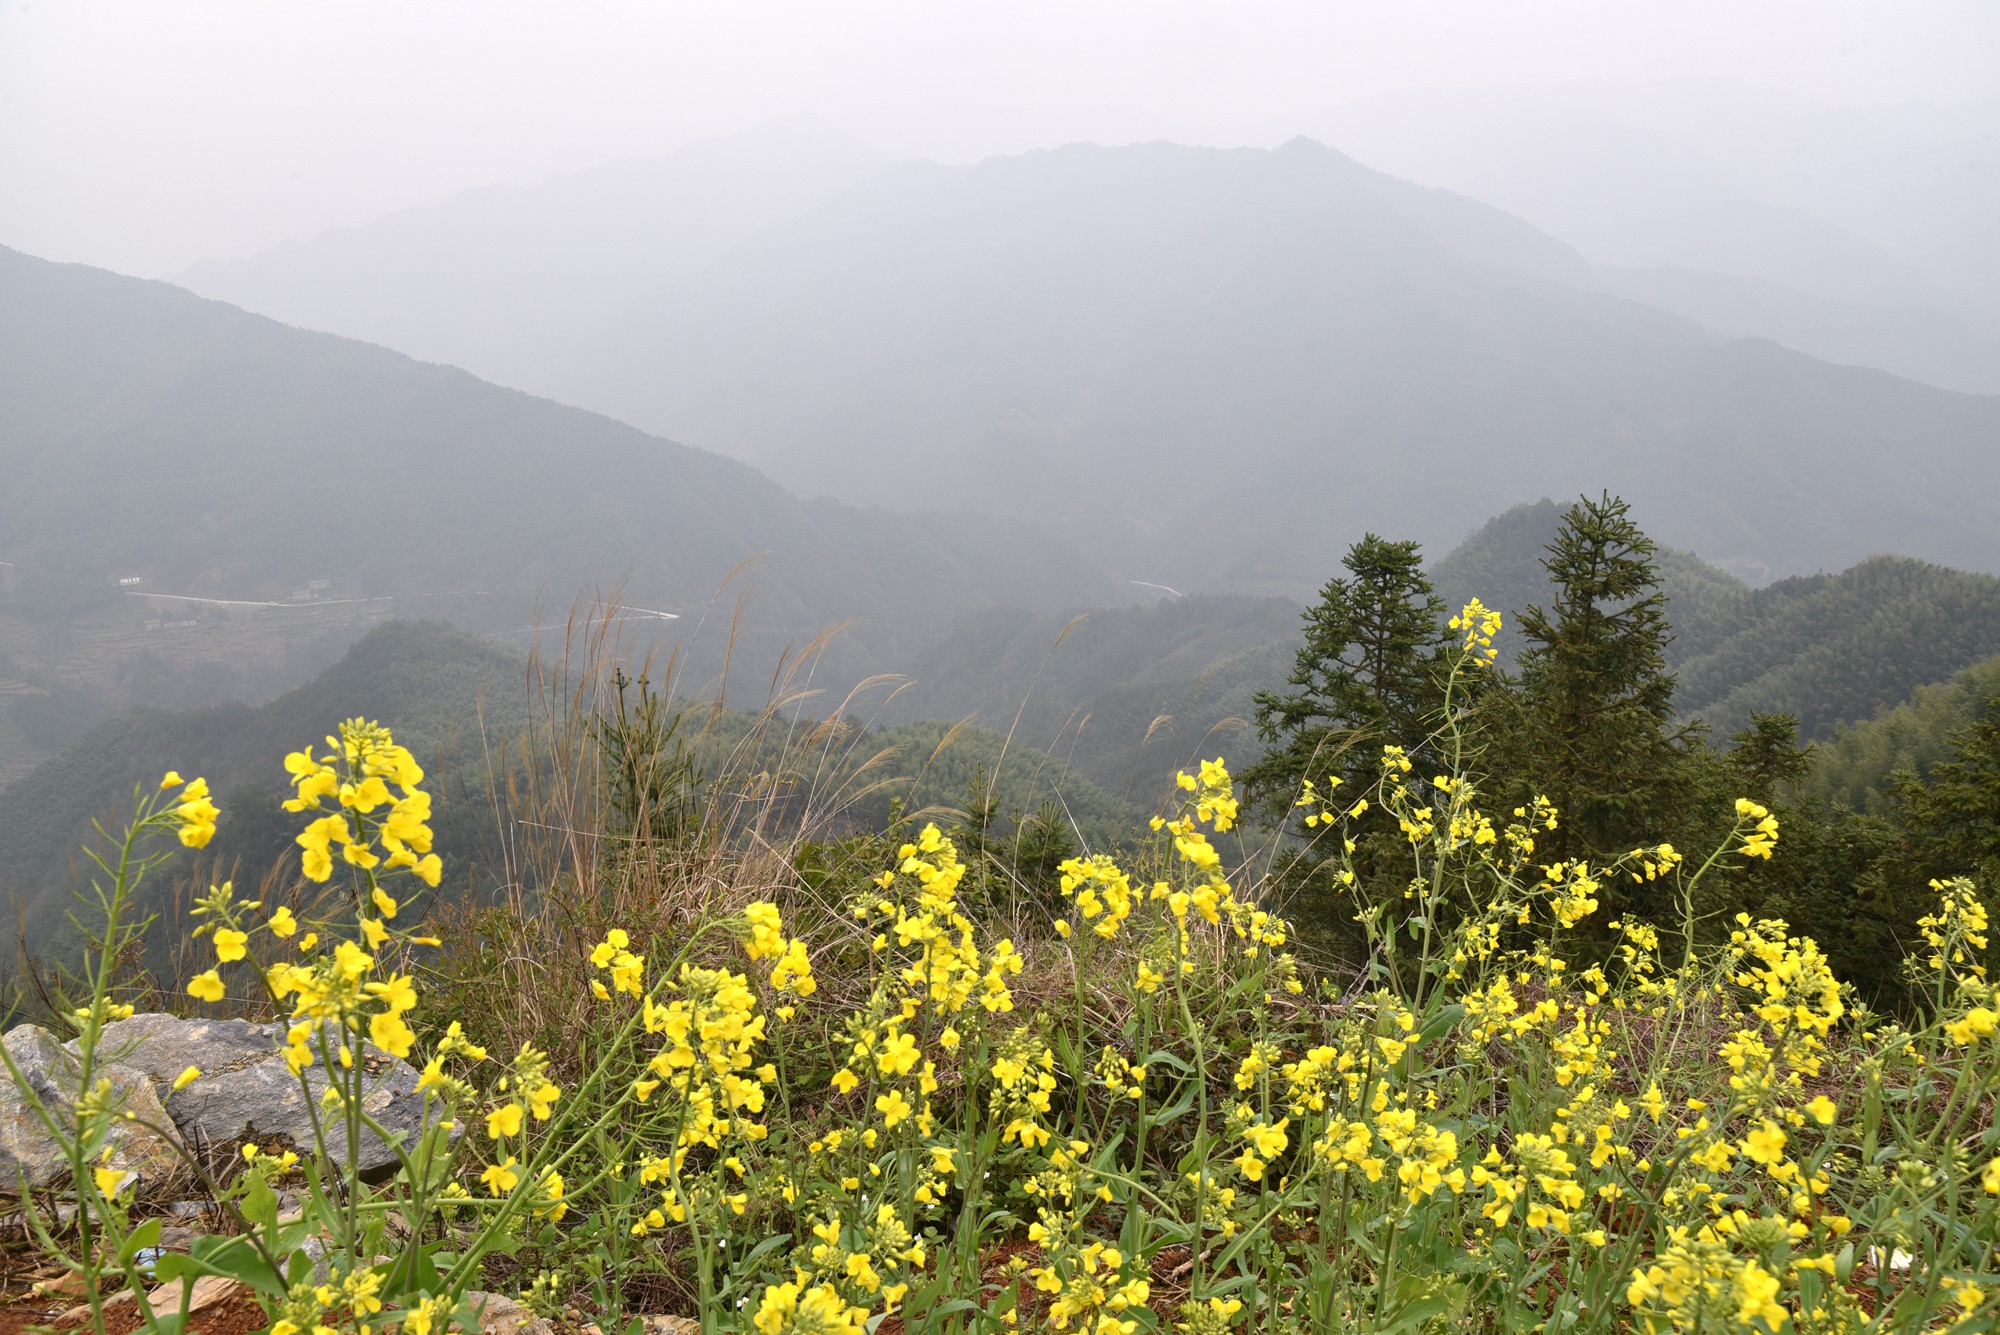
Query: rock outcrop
xmin=0 ymin=1024 xmax=186 ymax=1195
xmin=83 ymin=1013 xmax=440 ymax=1174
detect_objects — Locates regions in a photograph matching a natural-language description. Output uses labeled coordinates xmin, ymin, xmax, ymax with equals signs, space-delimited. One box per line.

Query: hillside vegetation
xmin=0 ymin=620 xmax=1163 ymax=971
xmin=1804 ymin=652 xmax=2000 ymax=814
xmin=1434 ymin=499 xmax=2000 ymax=740
xmin=26 ymin=620 xmax=2000 ymax=1334
xmin=0 ymin=623 xmax=527 ymax=967
xmin=0 ymin=244 xmax=1131 ymax=781
xmin=880 ymin=594 xmax=1303 ymax=801
xmin=14 ymin=486 xmax=1998 ymax=980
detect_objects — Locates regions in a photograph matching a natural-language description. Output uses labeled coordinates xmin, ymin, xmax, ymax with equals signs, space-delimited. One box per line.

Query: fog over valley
xmin=3 ymin=1 xmax=1997 ymax=802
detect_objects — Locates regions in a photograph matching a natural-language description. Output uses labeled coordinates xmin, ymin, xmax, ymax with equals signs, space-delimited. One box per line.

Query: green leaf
xmin=1145 ymin=1088 xmax=1196 ymax=1130
xmin=920 ymin=1298 xmax=980 ymax=1319
xmin=155 ymin=1236 xmax=285 ymax=1299
xmin=1378 ymin=1295 xmax=1450 ymax=1333
xmin=1418 ymin=1003 xmax=1465 ymax=1045
xmin=732 ymin=1232 xmax=793 ymax=1274
xmin=116 ymin=1218 xmax=162 ymax=1267
xmin=1055 ymin=1030 xmax=1083 ymax=1077
xmin=241 ymin=1171 xmax=278 ymax=1230
xmin=383 ymin=1242 xmax=443 ymax=1299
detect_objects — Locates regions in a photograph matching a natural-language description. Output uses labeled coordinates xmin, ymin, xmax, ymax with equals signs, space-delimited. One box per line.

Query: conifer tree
xmin=1243 ymin=534 xmax=1448 ymax=820
xmin=1504 ymin=494 xmax=1696 ymax=877
xmin=1891 ymin=699 xmax=2000 ymax=889
xmin=1729 ymin=713 xmax=1814 ymax=803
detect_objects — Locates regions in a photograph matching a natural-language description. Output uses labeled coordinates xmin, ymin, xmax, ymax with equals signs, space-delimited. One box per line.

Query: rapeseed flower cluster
xmin=34 ymin=604 xmax=2000 ymax=1335
xmin=549 ymin=627 xmax=2000 ymax=1332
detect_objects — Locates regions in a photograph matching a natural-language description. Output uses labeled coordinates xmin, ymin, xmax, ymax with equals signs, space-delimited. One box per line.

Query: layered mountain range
xmin=169 ymin=123 xmax=2000 ymax=600
xmin=9 ymin=107 xmax=2000 ymax=811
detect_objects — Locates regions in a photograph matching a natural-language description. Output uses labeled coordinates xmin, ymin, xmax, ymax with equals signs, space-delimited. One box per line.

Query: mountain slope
xmin=553 ymin=138 xmax=2000 ymax=595
xmin=174 ymin=117 xmax=890 ymax=394
xmin=1430 ymin=499 xmax=1754 ymax=665
xmin=1321 ymin=85 xmax=1951 ymax=309
xmin=1592 ymin=265 xmax=2000 ymax=395
xmin=0 ymin=621 xmax=1145 ymax=969
xmin=1672 ymin=557 xmax=2000 ymax=741
xmin=0 ymin=244 xmax=1127 ymax=774
xmin=1312 ymin=82 xmax=2000 ymax=390
xmin=1432 ymin=501 xmax=2000 ymax=741
xmin=884 ymin=593 xmax=1303 ymax=802
xmin=0 ymin=621 xmax=528 ymax=969
xmin=1803 ymin=653 xmax=2000 ymax=814
xmin=1319 ymin=82 xmax=1999 ymax=312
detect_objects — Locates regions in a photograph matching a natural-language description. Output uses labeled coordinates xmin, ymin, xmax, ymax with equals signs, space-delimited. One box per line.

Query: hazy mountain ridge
xmin=1591 ymin=265 xmax=2000 ymax=395
xmin=1313 ymin=81 xmax=2000 ymax=391
xmin=550 ymin=137 xmax=2000 ymax=594
xmin=173 ymin=116 xmax=890 ymax=394
xmin=1320 ymin=82 xmax=1997 ymax=312
xmin=152 ymin=88 xmax=1999 ymax=402
xmin=0 ymin=244 xmax=1131 ymax=782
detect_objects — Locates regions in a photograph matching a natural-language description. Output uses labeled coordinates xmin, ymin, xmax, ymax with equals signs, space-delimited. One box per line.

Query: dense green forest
xmin=1802 ymin=651 xmax=2000 ymax=814
xmin=1246 ymin=495 xmax=2000 ymax=1007
xmin=1435 ymin=498 xmax=2000 ymax=739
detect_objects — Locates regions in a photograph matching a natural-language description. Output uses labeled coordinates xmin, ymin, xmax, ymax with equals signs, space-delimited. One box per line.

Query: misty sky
xmin=2 ymin=0 xmax=1995 ymax=277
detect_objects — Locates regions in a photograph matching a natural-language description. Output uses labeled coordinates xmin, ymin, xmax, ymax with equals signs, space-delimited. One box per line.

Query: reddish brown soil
xmin=0 ymin=1291 xmax=71 ymax=1335
xmin=47 ymin=1291 xmax=269 ymax=1335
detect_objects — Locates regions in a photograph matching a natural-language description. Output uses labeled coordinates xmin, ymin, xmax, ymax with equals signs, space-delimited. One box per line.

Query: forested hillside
xmin=881 ymin=594 xmax=1303 ymax=802
xmin=1431 ymin=498 xmax=1752 ymax=660
xmin=0 ymin=245 xmax=1130 ymax=782
xmin=1434 ymin=498 xmax=2000 ymax=739
xmin=0 ymin=620 xmax=1151 ymax=970
xmin=551 ymin=138 xmax=2000 ymax=593
xmin=0 ymin=623 xmax=526 ymax=969
xmin=1804 ymin=652 xmax=2000 ymax=814
xmin=1673 ymin=558 xmax=2000 ymax=738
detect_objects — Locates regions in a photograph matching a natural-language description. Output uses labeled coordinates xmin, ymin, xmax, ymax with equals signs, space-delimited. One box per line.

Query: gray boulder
xmin=0 ymin=1024 xmax=187 ymax=1196
xmin=84 ymin=1013 xmax=442 ymax=1175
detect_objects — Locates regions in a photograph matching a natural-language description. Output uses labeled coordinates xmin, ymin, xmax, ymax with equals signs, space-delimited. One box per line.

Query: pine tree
xmin=1504 ymin=494 xmax=1696 ymax=880
xmin=1729 ymin=713 xmax=1814 ymax=803
xmin=1242 ymin=534 xmax=1448 ymax=821
xmin=1891 ymin=698 xmax=2000 ymax=888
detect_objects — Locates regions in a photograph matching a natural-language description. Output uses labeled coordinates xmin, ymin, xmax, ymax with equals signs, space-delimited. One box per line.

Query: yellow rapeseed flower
xmin=480 ymin=1156 xmax=520 ymax=1195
